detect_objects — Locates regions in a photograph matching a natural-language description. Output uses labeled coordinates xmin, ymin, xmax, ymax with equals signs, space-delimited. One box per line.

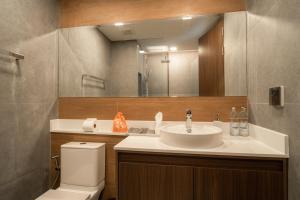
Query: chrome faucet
xmin=186 ymin=109 xmax=192 ymax=133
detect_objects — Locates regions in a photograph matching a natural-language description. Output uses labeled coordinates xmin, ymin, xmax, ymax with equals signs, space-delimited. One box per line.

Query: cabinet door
xmin=194 ymin=167 xmax=284 ymax=200
xmin=118 ymin=162 xmax=194 ymax=200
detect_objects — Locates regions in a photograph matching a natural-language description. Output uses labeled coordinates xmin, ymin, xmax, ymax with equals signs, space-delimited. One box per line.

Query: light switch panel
xmin=269 ymin=86 xmax=284 ymax=107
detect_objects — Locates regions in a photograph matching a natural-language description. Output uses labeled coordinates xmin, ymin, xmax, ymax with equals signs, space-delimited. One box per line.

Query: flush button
xmin=269 ymin=86 xmax=284 ymax=107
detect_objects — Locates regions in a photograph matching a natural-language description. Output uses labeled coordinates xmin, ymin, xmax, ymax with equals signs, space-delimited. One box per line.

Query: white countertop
xmin=50 ymin=119 xmax=289 ymax=158
xmin=114 ymin=122 xmax=289 ymax=158
xmin=50 ymin=119 xmax=216 ymax=136
xmin=114 ymin=135 xmax=288 ymax=158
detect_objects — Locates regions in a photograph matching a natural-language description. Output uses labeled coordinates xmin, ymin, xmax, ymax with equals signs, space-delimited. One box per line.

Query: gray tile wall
xmin=59 ymin=26 xmax=112 ymax=97
xmin=146 ymin=53 xmax=169 ymax=96
xmin=0 ymin=0 xmax=58 ymax=199
xmin=224 ymin=11 xmax=247 ymax=96
xmin=146 ymin=52 xmax=199 ymax=97
xmin=246 ymin=0 xmax=300 ymax=199
xmin=110 ymin=41 xmax=140 ymax=96
xmin=169 ymin=52 xmax=199 ymax=96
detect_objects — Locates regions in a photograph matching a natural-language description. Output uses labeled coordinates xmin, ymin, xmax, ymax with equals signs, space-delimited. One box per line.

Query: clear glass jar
xmin=239 ymin=107 xmax=249 ymax=137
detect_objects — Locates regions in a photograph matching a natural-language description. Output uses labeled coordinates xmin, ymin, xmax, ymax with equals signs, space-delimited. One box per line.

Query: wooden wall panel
xmin=199 ymin=17 xmax=225 ymax=96
xmin=59 ymin=0 xmax=246 ymax=28
xmin=58 ymin=97 xmax=247 ymax=122
xmin=51 ymin=133 xmax=126 ymax=200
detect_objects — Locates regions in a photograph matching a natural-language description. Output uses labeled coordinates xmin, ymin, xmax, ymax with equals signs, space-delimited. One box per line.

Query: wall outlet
xmin=269 ymin=86 xmax=285 ymax=107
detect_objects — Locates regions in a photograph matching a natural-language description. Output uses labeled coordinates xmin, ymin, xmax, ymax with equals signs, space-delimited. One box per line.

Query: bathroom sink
xmin=160 ymin=124 xmax=223 ymax=149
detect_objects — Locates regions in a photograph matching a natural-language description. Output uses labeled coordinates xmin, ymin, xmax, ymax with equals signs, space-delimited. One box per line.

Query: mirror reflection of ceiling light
xmin=182 ymin=16 xmax=193 ymax=20
xmin=147 ymin=46 xmax=169 ymax=53
xmin=198 ymin=46 xmax=204 ymax=54
xmin=170 ymin=47 xmax=177 ymax=52
xmin=114 ymin=22 xmax=124 ymax=26
xmin=139 ymin=50 xmax=145 ymax=54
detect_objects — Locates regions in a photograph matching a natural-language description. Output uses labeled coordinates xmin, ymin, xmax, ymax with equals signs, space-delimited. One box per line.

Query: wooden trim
xmin=59 ymin=0 xmax=246 ymax=28
xmin=117 ymin=152 xmax=286 ymax=171
xmin=283 ymin=159 xmax=289 ymax=200
xmin=115 ymin=150 xmax=119 ymax=200
xmin=58 ymin=96 xmax=247 ymax=122
xmin=116 ymin=150 xmax=288 ymax=161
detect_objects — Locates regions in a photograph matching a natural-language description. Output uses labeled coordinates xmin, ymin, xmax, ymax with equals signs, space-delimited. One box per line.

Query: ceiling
xmin=97 ymin=15 xmax=220 ymax=52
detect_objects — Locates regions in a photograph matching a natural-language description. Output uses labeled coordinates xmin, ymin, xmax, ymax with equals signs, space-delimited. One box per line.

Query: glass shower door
xmin=143 ymin=53 xmax=169 ymax=97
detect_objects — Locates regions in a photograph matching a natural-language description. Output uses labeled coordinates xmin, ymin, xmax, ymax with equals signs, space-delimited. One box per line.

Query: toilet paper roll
xmin=82 ymin=118 xmax=97 ymax=132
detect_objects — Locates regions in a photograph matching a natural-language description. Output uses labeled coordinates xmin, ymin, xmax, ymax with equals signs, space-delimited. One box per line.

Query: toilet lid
xmin=36 ymin=189 xmax=90 ymax=200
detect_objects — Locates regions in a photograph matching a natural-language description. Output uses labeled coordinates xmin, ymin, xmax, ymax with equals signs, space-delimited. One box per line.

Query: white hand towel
xmin=155 ymin=112 xmax=163 ymax=135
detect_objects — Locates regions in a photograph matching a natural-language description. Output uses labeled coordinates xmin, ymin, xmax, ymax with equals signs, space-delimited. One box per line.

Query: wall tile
xmin=224 ymin=11 xmax=247 ymax=96
xmin=248 ymin=0 xmax=300 ymax=104
xmin=247 ymin=0 xmax=300 ymax=199
xmin=0 ymin=103 xmax=18 ymax=185
xmin=59 ymin=27 xmax=111 ymax=97
xmin=110 ymin=41 xmax=139 ymax=96
xmin=14 ymin=31 xmax=58 ymax=103
xmin=15 ymin=103 xmax=47 ymax=175
xmin=251 ymin=104 xmax=300 ymax=140
xmin=0 ymin=169 xmax=48 ymax=200
xmin=288 ymin=138 xmax=300 ymax=199
xmin=0 ymin=0 xmax=58 ymax=199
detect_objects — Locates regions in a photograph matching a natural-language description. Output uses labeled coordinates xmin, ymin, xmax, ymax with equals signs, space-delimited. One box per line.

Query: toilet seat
xmin=36 ymin=181 xmax=105 ymax=200
xmin=36 ymin=189 xmax=90 ymax=200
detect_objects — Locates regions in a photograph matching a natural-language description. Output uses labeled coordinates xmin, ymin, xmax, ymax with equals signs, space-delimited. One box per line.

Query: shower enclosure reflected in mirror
xmin=59 ymin=11 xmax=247 ymax=97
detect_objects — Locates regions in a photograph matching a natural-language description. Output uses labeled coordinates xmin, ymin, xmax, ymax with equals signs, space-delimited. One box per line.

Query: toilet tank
xmin=60 ymin=142 xmax=105 ymax=187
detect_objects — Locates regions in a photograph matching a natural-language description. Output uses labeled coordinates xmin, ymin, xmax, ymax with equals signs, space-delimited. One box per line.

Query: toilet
xmin=36 ymin=142 xmax=105 ymax=200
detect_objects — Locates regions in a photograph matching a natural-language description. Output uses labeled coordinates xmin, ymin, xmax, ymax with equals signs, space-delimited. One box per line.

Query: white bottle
xmin=230 ymin=107 xmax=239 ymax=136
xmin=239 ymin=107 xmax=249 ymax=137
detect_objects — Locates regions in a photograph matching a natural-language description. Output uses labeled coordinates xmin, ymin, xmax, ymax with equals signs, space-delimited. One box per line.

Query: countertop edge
xmin=114 ymin=146 xmax=289 ymax=159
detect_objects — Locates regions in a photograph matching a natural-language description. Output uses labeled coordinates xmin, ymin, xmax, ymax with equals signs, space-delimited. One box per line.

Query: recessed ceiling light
xmin=114 ymin=22 xmax=124 ymax=26
xmin=139 ymin=50 xmax=145 ymax=54
xmin=170 ymin=47 xmax=177 ymax=51
xmin=182 ymin=16 xmax=193 ymax=20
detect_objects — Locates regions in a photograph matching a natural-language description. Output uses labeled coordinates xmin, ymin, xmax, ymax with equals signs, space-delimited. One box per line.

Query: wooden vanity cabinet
xmin=118 ymin=162 xmax=193 ymax=200
xmin=117 ymin=152 xmax=288 ymax=200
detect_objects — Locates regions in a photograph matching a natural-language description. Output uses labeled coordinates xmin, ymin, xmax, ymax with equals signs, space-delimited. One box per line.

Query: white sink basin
xmin=160 ymin=124 xmax=223 ymax=149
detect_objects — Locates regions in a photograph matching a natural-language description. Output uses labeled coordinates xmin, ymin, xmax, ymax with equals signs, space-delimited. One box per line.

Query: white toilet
xmin=36 ymin=142 xmax=105 ymax=200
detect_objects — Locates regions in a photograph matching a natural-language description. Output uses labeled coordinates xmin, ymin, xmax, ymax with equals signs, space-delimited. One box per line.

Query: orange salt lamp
xmin=112 ymin=112 xmax=128 ymax=133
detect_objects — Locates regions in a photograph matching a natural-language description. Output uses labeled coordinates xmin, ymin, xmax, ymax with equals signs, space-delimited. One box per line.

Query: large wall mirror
xmin=59 ymin=11 xmax=247 ymax=97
